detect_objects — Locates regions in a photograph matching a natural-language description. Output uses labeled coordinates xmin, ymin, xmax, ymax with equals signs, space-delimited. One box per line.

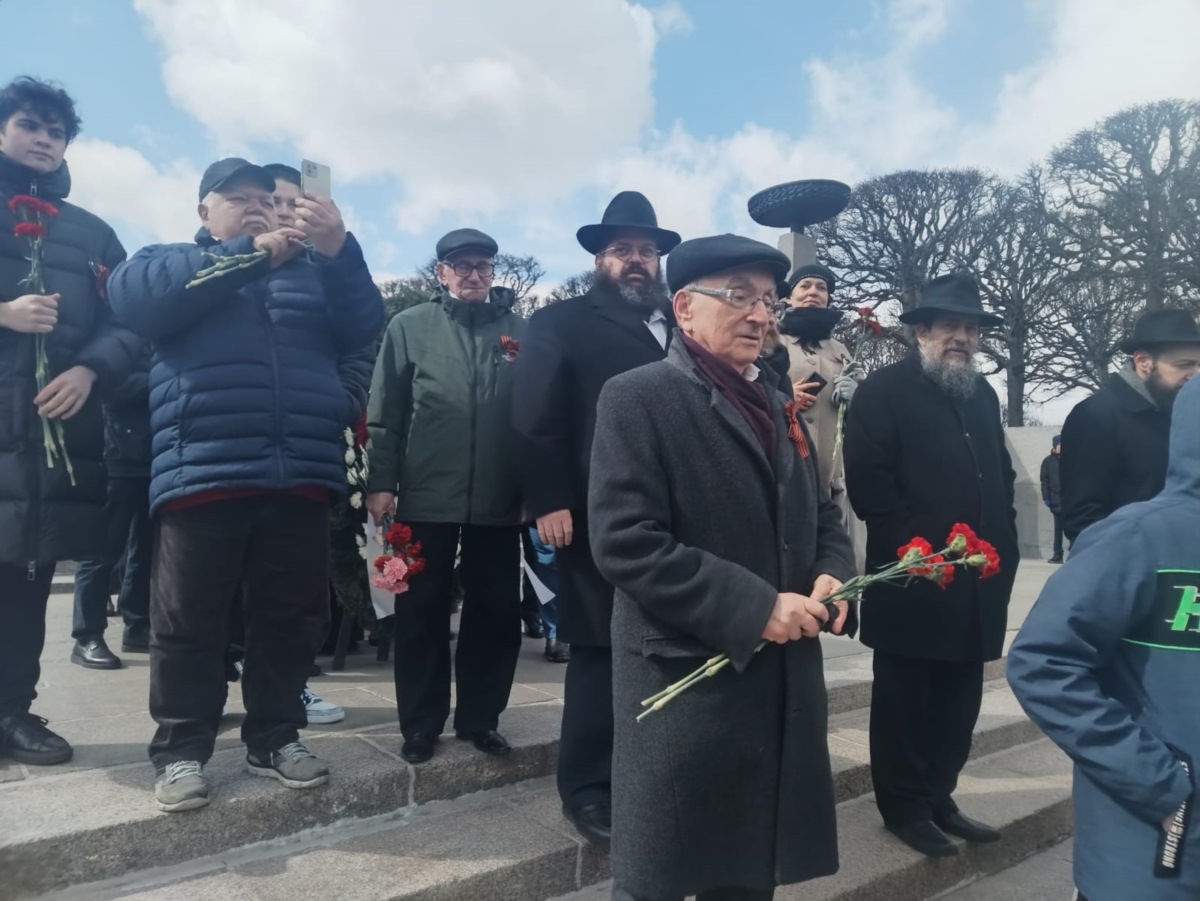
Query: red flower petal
xmin=13 ymin=221 xmax=46 ymax=239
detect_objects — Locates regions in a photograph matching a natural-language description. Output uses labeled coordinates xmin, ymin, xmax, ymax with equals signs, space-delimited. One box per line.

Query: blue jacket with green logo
xmin=1008 ymin=377 xmax=1200 ymax=900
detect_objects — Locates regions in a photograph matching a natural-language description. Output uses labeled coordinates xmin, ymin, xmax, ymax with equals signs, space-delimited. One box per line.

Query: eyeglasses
xmin=443 ymin=260 xmax=495 ymax=278
xmin=687 ymin=285 xmax=777 ymax=311
xmin=602 ymin=244 xmax=661 ymax=262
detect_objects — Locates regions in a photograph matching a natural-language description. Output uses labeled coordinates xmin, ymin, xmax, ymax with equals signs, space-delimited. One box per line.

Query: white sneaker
xmin=303 ymin=686 xmax=345 ymax=724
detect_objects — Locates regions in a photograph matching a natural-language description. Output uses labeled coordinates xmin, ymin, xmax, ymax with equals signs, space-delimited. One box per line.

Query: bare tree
xmin=545 ymin=269 xmax=596 ymax=302
xmin=1048 ymin=99 xmax=1200 ymax=310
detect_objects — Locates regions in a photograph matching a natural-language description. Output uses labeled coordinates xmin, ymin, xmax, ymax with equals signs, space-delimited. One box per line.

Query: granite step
xmin=32 ymin=738 xmax=1070 ymax=901
xmin=5 ymin=677 xmax=1031 ymax=900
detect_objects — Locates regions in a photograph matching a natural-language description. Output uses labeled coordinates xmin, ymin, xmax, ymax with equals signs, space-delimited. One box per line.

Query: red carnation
xmin=36 ymin=199 xmax=59 ymax=217
xmin=898 ymin=537 xmax=934 ymax=570
xmin=13 ymin=221 xmax=46 ymax=240
xmin=867 ymin=320 xmax=883 ymax=336
xmin=374 ymin=554 xmax=391 ymax=573
xmin=928 ymin=557 xmax=955 ymax=589
xmin=405 ymin=556 xmax=426 ymax=577
xmin=386 ymin=523 xmax=413 ymax=548
xmin=8 ymin=194 xmax=40 ymax=214
xmin=946 ymin=522 xmax=981 ymax=555
xmin=857 ymin=306 xmax=873 ymax=317
xmin=354 ymin=412 xmax=369 ymax=447
xmin=975 ymin=539 xmax=1001 ymax=579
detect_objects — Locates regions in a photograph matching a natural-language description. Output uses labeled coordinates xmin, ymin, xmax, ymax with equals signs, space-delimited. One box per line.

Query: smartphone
xmin=801 ymin=371 xmax=828 ymax=396
xmin=300 ymin=159 xmax=332 ymax=199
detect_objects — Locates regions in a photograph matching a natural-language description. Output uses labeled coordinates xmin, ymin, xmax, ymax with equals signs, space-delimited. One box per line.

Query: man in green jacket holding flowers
xmin=366 ymin=228 xmax=527 ymax=765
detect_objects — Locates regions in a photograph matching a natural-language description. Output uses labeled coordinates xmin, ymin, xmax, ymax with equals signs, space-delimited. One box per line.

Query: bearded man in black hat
xmin=1060 ymin=307 xmax=1200 ymax=542
xmin=512 ymin=191 xmax=679 ymax=849
xmin=843 ymin=271 xmax=1019 ymax=858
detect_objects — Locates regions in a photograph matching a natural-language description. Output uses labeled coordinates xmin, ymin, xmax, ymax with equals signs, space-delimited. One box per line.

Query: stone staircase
xmin=3 ymin=655 xmax=1073 ymax=901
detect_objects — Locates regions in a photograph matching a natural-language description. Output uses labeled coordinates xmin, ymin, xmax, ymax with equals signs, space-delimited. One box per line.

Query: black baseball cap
xmin=198 ymin=158 xmax=275 ymax=201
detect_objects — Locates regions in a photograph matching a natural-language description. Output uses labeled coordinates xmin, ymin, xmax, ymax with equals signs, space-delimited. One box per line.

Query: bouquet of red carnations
xmin=370 ymin=519 xmax=426 ymax=594
xmin=637 ymin=522 xmax=1001 ymax=721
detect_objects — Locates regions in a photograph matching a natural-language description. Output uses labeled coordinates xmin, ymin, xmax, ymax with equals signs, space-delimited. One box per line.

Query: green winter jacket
xmin=366 ymin=287 xmax=527 ymax=525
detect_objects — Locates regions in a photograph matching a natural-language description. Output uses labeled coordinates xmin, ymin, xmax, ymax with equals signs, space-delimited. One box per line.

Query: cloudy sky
xmin=4 ymin=0 xmax=1198 ymax=290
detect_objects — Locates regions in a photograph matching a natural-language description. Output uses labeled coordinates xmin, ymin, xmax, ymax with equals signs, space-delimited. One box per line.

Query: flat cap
xmin=666 ymin=233 xmax=791 ymax=295
xmin=436 ymin=228 xmax=498 ymax=261
xmin=198 ymin=158 xmax=274 ymax=201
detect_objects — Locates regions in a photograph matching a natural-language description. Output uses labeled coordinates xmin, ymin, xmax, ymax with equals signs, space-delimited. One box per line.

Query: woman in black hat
xmin=774 ymin=262 xmax=861 ymax=521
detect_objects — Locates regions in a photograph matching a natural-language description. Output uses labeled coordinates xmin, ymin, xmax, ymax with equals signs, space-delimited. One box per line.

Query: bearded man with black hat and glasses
xmin=108 ymin=157 xmax=384 ymax=813
xmin=843 ymin=271 xmax=1019 ymax=858
xmin=589 ymin=233 xmax=856 ymax=901
xmin=366 ymin=228 xmax=527 ymax=767
xmin=512 ymin=191 xmax=680 ymax=850
xmin=1060 ymin=308 xmax=1200 ymax=544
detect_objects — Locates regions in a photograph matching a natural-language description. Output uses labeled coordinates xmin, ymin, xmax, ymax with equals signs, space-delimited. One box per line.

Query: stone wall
xmin=1004 ymin=426 xmax=1061 ymax=561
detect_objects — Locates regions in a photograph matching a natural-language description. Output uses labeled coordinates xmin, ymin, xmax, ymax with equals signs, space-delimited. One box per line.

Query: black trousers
xmin=0 ymin=563 xmax=55 ymax=717
xmin=612 ymin=885 xmax=773 ymax=901
xmin=1052 ymin=511 xmax=1064 ymax=557
xmin=148 ymin=495 xmax=330 ymax=769
xmin=558 ymin=643 xmax=614 ymax=809
xmin=393 ymin=523 xmax=521 ymax=738
xmin=72 ymin=476 xmax=152 ymax=641
xmin=869 ymin=651 xmax=984 ymax=825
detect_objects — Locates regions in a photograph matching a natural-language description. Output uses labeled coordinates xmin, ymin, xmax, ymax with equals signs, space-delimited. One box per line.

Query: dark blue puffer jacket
xmin=107 ymin=229 xmax=384 ymax=514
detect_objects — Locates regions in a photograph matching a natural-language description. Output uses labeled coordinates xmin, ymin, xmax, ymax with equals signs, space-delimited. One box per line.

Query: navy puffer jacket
xmin=107 ymin=229 xmax=384 ymax=514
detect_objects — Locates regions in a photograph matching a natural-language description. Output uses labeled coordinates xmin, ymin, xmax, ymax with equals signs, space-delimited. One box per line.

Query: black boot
xmin=545 ymin=639 xmax=570 ymax=663
xmin=71 ymin=637 xmax=121 ymax=670
xmin=0 ymin=712 xmax=73 ymax=766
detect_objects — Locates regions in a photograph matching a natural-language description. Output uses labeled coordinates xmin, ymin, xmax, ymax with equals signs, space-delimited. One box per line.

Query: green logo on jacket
xmin=1124 ymin=570 xmax=1200 ymax=652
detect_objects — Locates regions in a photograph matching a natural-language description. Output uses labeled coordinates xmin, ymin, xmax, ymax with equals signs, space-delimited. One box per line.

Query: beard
xmin=920 ymin=349 xmax=979 ymax=401
xmin=596 ymin=265 xmax=670 ymax=315
xmin=1146 ymin=368 xmax=1182 ymax=410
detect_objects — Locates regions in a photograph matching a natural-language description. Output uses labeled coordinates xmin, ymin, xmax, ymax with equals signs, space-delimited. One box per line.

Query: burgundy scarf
xmin=680 ymin=333 xmax=776 ymax=464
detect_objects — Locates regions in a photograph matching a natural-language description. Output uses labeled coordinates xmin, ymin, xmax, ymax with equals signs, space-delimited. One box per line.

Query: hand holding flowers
xmin=370 ymin=519 xmax=426 ymax=594
xmin=637 ymin=522 xmax=1001 ymax=721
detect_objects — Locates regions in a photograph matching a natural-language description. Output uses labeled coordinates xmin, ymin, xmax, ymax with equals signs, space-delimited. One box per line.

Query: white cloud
xmin=956 ymin=0 xmax=1200 ymax=171
xmin=133 ymin=0 xmax=666 ymax=230
xmin=650 ymin=1 xmax=694 ymax=37
xmin=65 ymin=139 xmax=200 ymax=250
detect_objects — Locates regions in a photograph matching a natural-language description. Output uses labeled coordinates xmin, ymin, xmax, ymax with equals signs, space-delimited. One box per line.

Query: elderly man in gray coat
xmin=589 ymin=234 xmax=857 ymax=901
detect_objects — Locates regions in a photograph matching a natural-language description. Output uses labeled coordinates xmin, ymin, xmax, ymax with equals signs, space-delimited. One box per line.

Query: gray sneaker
xmin=154 ymin=760 xmax=209 ymax=812
xmin=246 ymin=741 xmax=329 ymax=789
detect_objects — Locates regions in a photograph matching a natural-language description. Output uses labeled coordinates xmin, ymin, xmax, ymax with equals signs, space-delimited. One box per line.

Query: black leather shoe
xmin=401 ymin=733 xmax=438 ymax=764
xmin=71 ymin=637 xmax=121 ymax=670
xmin=563 ymin=804 xmax=611 ymax=850
xmin=0 ymin=712 xmax=73 ymax=766
xmin=934 ymin=810 xmax=1001 ymax=843
xmin=456 ymin=729 xmax=512 ymax=757
xmin=1048 ymin=554 xmax=1064 ymax=564
xmin=522 ymin=614 xmax=545 ymax=639
xmin=886 ymin=820 xmax=958 ymax=857
xmin=121 ymin=629 xmax=150 ymax=653
xmin=544 ymin=639 xmax=570 ymax=663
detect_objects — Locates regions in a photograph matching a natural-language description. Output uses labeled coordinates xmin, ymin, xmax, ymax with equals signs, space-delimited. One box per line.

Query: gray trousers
xmin=612 ymin=886 xmax=774 ymax=901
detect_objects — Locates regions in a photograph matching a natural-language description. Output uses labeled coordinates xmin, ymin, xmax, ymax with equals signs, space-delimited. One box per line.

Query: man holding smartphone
xmin=108 ymin=158 xmax=384 ymax=812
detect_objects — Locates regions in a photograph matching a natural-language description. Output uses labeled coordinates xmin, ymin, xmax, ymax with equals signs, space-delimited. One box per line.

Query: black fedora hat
xmin=898 ymin=271 xmax=1003 ymax=328
xmin=577 ymin=191 xmax=681 ymax=255
xmin=1120 ymin=308 xmax=1200 ymax=354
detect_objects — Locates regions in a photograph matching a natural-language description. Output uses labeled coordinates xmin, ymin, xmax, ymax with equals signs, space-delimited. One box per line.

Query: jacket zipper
xmin=26 ymin=177 xmax=42 ymax=575
xmin=254 ymin=282 xmax=285 ymax=480
xmin=465 ymin=313 xmax=478 ymax=523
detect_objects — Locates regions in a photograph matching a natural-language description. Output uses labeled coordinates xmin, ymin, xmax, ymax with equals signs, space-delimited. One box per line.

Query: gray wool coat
xmin=588 ymin=339 xmax=856 ymax=899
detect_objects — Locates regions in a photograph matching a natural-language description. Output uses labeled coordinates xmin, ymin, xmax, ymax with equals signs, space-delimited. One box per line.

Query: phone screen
xmin=301 ymin=159 xmax=332 ymax=199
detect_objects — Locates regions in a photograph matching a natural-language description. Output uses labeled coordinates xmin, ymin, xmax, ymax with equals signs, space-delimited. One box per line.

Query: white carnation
xmin=344 ymin=448 xmax=356 ymax=465
xmin=355 ymin=534 xmax=366 ymax=547
xmin=344 ymin=428 xmax=354 ymax=446
xmin=359 ymin=546 xmax=368 ymax=559
xmin=350 ymin=492 xmax=363 ymax=509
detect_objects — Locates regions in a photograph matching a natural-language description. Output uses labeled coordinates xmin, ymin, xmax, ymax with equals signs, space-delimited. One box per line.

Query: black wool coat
xmin=0 ymin=156 xmax=139 ymax=565
xmin=843 ymin=353 xmax=1019 ymax=662
xmin=588 ymin=340 xmax=855 ymax=899
xmin=1060 ymin=372 xmax=1170 ymax=542
xmin=512 ymin=282 xmax=671 ymax=645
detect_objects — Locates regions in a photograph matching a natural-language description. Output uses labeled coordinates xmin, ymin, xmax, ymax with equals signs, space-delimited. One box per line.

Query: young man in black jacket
xmin=1039 ymin=434 xmax=1064 ymax=563
xmin=0 ymin=77 xmax=140 ymax=766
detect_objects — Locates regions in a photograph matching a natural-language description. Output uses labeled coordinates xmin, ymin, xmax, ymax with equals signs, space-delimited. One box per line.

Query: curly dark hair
xmin=0 ymin=77 xmax=82 ymax=143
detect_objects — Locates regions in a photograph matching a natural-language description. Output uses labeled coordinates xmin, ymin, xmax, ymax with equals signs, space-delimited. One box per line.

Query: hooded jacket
xmin=1008 ymin=376 xmax=1200 ymax=900
xmin=366 ymin=287 xmax=526 ymax=526
xmin=0 ymin=154 xmax=139 ymax=564
xmin=107 ymin=228 xmax=384 ymax=514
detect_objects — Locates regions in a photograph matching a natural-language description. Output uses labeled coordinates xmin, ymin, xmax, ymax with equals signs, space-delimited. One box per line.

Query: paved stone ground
xmin=938 ymin=839 xmax=1074 ymax=900
xmin=1 ymin=561 xmax=1058 ymax=791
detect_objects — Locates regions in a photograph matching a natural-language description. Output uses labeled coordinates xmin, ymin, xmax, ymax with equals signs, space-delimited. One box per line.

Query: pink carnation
xmin=370 ymin=555 xmax=411 ymax=593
